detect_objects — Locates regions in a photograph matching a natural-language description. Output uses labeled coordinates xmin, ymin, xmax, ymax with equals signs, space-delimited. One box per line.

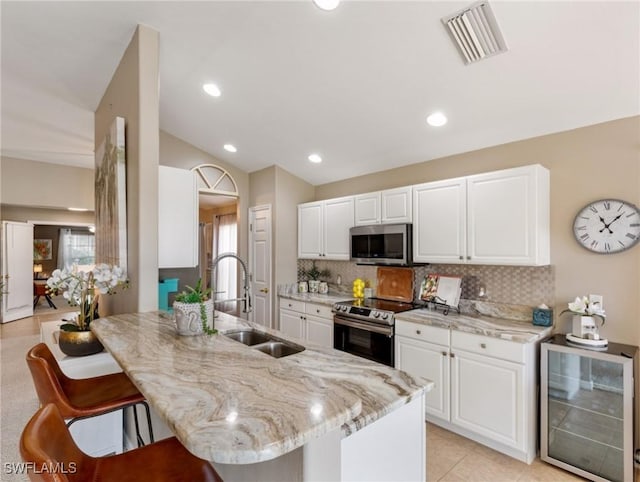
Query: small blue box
xmin=533 ymin=308 xmax=553 ymax=327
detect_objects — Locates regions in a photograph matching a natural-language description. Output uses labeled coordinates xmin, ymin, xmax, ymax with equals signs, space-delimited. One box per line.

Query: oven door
xmin=333 ymin=315 xmax=394 ymax=367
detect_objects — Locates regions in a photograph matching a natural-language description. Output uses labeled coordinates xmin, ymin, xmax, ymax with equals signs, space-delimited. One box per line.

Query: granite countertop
xmin=396 ymin=307 xmax=552 ymax=343
xmin=278 ymin=291 xmax=353 ymax=306
xmin=279 ymin=293 xmax=551 ymax=343
xmin=91 ymin=311 xmax=432 ymax=465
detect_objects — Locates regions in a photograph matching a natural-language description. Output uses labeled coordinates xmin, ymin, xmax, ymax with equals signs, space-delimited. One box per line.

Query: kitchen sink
xmin=253 ymin=341 xmax=305 ymax=358
xmin=224 ymin=329 xmax=273 ymax=346
xmin=223 ymin=330 xmax=305 ymax=358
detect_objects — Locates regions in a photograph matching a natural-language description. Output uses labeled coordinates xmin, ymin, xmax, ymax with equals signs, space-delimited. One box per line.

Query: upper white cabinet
xmin=382 ymin=186 xmax=412 ymax=223
xmin=354 ymin=186 xmax=412 ymax=225
xmin=413 ymin=177 xmax=467 ymax=263
xmin=158 ymin=166 xmax=198 ymax=268
xmin=354 ymin=192 xmax=381 ymax=225
xmin=298 ymin=196 xmax=354 ymax=260
xmin=413 ymin=165 xmax=550 ymax=265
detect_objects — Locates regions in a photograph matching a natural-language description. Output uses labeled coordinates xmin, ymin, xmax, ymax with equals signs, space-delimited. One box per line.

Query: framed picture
xmin=95 ymin=116 xmax=127 ymax=272
xmin=33 ymin=239 xmax=52 ymax=261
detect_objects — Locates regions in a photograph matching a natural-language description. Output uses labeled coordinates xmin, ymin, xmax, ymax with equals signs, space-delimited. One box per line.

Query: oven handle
xmin=334 ymin=316 xmax=393 ymax=337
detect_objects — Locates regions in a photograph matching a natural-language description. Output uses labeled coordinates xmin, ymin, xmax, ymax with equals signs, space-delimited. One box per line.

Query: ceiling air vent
xmin=442 ymin=1 xmax=508 ymax=65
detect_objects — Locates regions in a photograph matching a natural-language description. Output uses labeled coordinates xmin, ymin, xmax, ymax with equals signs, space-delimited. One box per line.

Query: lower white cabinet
xmin=278 ymin=298 xmax=333 ymax=347
xmin=395 ymin=319 xmax=537 ymax=463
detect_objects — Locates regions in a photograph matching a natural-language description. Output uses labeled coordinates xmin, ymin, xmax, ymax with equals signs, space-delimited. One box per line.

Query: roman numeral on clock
xmin=603 ymin=201 xmax=611 ymax=210
xmin=590 ymin=240 xmax=598 ymax=249
xmin=580 ymin=233 xmax=589 ymax=241
xmin=589 ymin=206 xmax=598 ymax=213
xmin=604 ymin=242 xmax=611 ymax=252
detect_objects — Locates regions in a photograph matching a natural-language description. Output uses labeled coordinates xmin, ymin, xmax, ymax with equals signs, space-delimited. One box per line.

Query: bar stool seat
xmin=20 ymin=403 xmax=222 ymax=482
xmin=26 ymin=342 xmax=153 ymax=447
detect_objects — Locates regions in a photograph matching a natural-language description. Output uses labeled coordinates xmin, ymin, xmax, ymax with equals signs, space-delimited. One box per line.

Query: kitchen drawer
xmin=396 ymin=320 xmax=449 ymax=346
xmin=305 ymin=303 xmax=333 ymax=319
xmin=280 ymin=299 xmax=305 ymax=313
xmin=451 ymin=331 xmax=524 ymax=364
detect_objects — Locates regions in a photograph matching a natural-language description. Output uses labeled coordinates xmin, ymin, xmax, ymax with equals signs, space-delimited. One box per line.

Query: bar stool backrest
xmin=26 ymin=343 xmax=75 ymax=417
xmin=19 ymin=403 xmax=95 ymax=481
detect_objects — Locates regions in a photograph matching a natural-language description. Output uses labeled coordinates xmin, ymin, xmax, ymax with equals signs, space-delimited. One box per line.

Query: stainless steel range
xmin=332 ymin=298 xmax=415 ymax=367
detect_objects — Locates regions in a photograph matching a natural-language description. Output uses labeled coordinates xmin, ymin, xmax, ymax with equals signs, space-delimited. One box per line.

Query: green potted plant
xmin=173 ymin=279 xmax=216 ymax=336
xmin=46 ymin=264 xmax=128 ymax=356
xmin=302 ymin=261 xmax=331 ymax=293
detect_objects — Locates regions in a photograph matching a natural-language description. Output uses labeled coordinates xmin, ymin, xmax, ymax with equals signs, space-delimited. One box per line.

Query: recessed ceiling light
xmin=203 ymin=83 xmax=221 ymax=97
xmin=224 ymin=144 xmax=237 ymax=153
xmin=68 ymin=207 xmax=89 ymax=212
xmin=308 ymin=154 xmax=322 ymax=164
xmin=427 ymin=112 xmax=447 ymax=127
xmin=313 ymin=0 xmax=340 ymax=11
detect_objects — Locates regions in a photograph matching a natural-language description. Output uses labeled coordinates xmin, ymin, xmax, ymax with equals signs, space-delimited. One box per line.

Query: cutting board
xmin=376 ymin=267 xmax=414 ymax=302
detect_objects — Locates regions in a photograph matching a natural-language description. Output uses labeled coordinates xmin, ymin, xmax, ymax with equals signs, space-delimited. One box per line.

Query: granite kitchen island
xmin=92 ymin=311 xmax=433 ymax=481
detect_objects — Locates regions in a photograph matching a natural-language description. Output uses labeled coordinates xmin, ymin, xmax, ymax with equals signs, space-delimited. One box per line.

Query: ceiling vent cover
xmin=442 ymin=1 xmax=508 ymax=65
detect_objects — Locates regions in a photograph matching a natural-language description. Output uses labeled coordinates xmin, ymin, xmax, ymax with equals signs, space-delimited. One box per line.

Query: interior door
xmin=2 ymin=221 xmax=34 ymax=322
xmin=249 ymin=205 xmax=272 ymax=328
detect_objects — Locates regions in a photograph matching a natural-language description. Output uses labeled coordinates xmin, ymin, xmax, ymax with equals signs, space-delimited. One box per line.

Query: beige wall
xmin=317 ymin=116 xmax=640 ymax=349
xmin=1 ymin=157 xmax=93 ymax=210
xmin=274 ymin=166 xmax=315 ymax=287
xmin=0 ymin=205 xmax=94 ymax=225
xmin=94 ymin=25 xmax=160 ymax=315
xmin=249 ymin=165 xmax=314 ymax=326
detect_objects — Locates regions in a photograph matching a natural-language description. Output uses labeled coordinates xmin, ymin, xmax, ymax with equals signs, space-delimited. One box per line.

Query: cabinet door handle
xmin=288 ymin=303 xmax=292 ymax=308
xmin=459 ymin=256 xmax=463 ymax=260
xmin=466 ymin=256 xmax=471 ymax=260
xmin=442 ymin=351 xmax=447 ymax=356
xmin=480 ymin=343 xmax=487 ymax=349
xmin=260 ymin=288 xmax=269 ymax=293
xmin=316 ymin=309 xmax=320 ymax=313
xmin=450 ymin=353 xmax=455 ymax=358
xmin=416 ymin=330 xmax=421 ymax=335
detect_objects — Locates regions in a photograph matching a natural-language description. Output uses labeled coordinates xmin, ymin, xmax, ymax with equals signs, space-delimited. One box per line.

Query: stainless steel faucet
xmin=209 ymin=252 xmax=252 ymax=315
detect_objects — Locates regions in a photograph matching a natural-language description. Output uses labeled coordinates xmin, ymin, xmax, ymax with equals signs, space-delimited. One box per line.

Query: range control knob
xmin=372 ymin=311 xmax=381 ymax=318
xmin=381 ymin=313 xmax=389 ymax=320
xmin=341 ymin=306 xmax=349 ymax=312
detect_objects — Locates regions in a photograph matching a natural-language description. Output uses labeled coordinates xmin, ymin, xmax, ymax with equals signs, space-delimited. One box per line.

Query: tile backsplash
xmin=297 ymin=259 xmax=555 ymax=310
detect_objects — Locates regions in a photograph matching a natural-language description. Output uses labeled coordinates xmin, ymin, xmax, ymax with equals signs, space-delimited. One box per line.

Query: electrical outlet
xmin=589 ymin=294 xmax=603 ymax=310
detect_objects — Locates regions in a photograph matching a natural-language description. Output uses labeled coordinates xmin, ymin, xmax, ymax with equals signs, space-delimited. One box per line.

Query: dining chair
xmin=20 ymin=403 xmax=222 ymax=481
xmin=26 ymin=342 xmax=153 ymax=448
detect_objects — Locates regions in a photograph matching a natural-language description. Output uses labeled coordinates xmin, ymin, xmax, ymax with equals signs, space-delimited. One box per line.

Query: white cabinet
xmin=354 ymin=192 xmax=381 ymax=226
xmin=413 ymin=177 xmax=466 ymax=263
xmin=298 ymin=197 xmax=354 ymax=260
xmin=395 ymin=319 xmax=537 ymax=463
xmin=278 ymin=298 xmax=333 ymax=347
xmin=451 ymin=348 xmax=525 ymax=452
xmin=413 ymin=164 xmax=550 ymax=266
xmin=354 ymin=187 xmax=412 ymax=226
xmin=381 ymin=186 xmax=412 ymax=223
xmin=158 ymin=166 xmax=198 ymax=268
xmin=395 ymin=323 xmax=450 ymax=420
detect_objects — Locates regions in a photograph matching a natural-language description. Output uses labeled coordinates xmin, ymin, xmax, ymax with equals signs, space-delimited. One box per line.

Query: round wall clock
xmin=572 ymin=199 xmax=640 ymax=254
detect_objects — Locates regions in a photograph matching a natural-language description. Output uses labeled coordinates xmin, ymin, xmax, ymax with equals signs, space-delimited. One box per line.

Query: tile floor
xmin=2 ymin=312 xmax=637 ymax=481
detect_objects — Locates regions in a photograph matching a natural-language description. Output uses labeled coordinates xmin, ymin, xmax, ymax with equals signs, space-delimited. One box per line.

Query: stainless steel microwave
xmin=350 ymin=223 xmax=413 ymax=266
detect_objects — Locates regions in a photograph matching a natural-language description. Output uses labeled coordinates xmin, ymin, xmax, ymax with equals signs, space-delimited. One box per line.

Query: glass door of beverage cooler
xmin=541 ymin=335 xmax=636 ymax=482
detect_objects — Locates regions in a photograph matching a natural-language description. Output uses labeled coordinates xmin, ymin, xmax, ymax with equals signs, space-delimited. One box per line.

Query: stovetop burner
xmin=332 ymin=298 xmax=417 ymax=325
xmin=347 ymin=298 xmax=416 ymax=313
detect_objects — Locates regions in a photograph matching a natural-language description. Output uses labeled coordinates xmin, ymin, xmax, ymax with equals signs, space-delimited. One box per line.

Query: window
xmin=58 ymin=229 xmax=95 ymax=269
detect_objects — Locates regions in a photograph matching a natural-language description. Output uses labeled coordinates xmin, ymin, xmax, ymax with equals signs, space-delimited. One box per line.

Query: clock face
xmin=573 ymin=199 xmax=640 ymax=254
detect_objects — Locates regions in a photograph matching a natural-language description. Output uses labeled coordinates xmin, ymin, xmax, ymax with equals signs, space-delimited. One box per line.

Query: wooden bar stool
xmin=26 ymin=343 xmax=153 ymax=448
xmin=20 ymin=403 xmax=222 ymax=481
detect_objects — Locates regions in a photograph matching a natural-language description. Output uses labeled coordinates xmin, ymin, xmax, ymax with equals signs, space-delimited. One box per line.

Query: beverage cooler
xmin=540 ymin=335 xmax=638 ymax=482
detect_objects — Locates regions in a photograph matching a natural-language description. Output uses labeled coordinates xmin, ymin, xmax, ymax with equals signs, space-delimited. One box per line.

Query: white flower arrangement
xmin=561 ymin=296 xmax=606 ymax=324
xmin=46 ymin=264 xmax=128 ymax=331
